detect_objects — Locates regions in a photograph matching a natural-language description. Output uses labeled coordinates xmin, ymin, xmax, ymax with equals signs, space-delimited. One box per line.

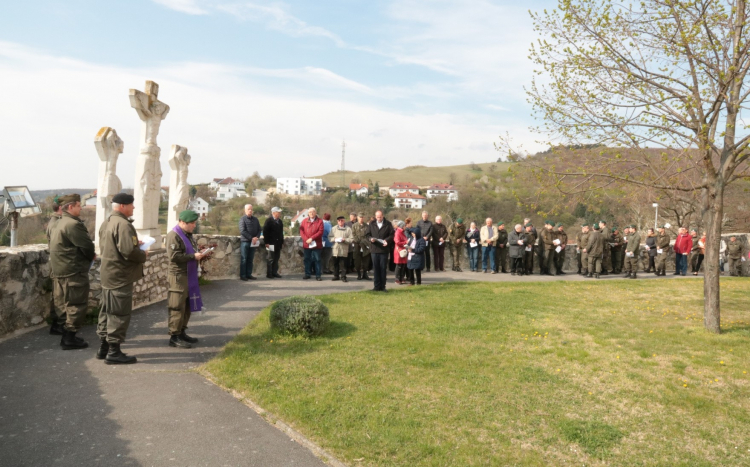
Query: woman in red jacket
xmin=393 ymin=220 xmax=408 ymax=284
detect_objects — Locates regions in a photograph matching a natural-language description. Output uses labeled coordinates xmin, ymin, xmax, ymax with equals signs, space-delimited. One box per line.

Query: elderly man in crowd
xmin=49 ymin=194 xmax=96 ymax=350
xmin=432 ymin=215 xmax=448 ymax=272
xmin=239 ymin=204 xmax=261 ymax=281
xmin=673 ymin=227 xmax=693 ymax=276
xmin=96 ymin=193 xmax=148 ymax=364
xmin=263 ymin=207 xmax=284 ymax=279
xmin=329 ymin=215 xmax=354 ymax=282
xmin=509 ymin=224 xmax=525 ymax=275
xmin=367 ymin=210 xmax=394 ymax=292
xmin=494 ymin=222 xmax=508 ymax=273
xmin=480 ymin=217 xmax=498 ymax=273
xmin=300 ymin=207 xmax=324 ymax=281
xmin=417 ymin=211 xmax=433 ymax=272
xmin=166 ymin=210 xmax=209 ymax=349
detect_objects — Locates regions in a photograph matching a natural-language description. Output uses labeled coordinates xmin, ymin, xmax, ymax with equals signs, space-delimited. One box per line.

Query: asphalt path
xmin=0 ymin=268 xmax=693 ymax=466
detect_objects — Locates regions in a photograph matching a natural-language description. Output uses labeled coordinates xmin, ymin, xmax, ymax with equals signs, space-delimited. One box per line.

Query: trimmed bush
xmin=269 ymin=295 xmax=330 ymax=337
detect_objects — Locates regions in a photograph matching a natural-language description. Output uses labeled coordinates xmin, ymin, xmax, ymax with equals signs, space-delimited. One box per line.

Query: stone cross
xmin=129 ymin=80 xmax=170 ymax=250
xmin=167 ymin=144 xmax=191 ymax=232
xmin=93 ymin=127 xmax=124 ymax=252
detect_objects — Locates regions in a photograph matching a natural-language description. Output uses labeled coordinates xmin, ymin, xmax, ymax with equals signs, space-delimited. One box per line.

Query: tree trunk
xmin=702 ymin=182 xmax=724 ymax=334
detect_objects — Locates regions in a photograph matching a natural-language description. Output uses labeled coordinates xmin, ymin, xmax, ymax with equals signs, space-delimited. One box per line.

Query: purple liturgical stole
xmin=172 ymin=225 xmax=203 ymax=312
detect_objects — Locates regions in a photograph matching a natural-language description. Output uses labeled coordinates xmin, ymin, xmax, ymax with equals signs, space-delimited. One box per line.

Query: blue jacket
xmin=406 ymin=228 xmax=427 ymax=270
xmin=323 ymin=220 xmax=332 ymax=247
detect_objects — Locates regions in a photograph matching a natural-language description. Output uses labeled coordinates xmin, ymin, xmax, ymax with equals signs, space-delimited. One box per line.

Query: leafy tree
xmin=523 ymin=0 xmax=750 ymax=333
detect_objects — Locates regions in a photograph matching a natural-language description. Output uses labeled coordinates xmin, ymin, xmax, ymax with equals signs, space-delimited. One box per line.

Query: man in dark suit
xmin=366 ymin=210 xmax=394 ymax=292
xmin=263 ymin=207 xmax=285 ymax=278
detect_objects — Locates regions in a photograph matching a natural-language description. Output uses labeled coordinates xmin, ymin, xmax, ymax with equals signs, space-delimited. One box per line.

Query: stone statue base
xmin=137 ymin=227 xmax=163 ymax=250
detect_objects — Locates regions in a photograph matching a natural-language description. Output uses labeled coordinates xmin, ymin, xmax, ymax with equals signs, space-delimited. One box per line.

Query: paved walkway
xmin=0 ymin=269 xmax=693 ymax=466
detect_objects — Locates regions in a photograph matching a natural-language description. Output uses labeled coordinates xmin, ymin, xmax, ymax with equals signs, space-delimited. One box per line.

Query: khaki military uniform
xmin=166 ymin=229 xmax=198 ymax=336
xmin=611 ymin=231 xmax=624 ymax=273
xmin=655 ymin=232 xmax=671 ymax=274
xmin=523 ymin=231 xmax=537 ymax=274
xmin=46 ymin=213 xmax=66 ymax=327
xmin=97 ymin=211 xmax=147 ymax=344
xmin=49 ymin=212 xmax=96 ymax=332
xmin=494 ymin=228 xmax=509 ymax=272
xmin=554 ymin=229 xmax=568 ymax=273
xmin=601 ymin=226 xmax=612 ymax=272
xmin=540 ymin=227 xmax=556 ymax=274
xmin=623 ymin=231 xmax=641 ymax=275
xmin=448 ymin=223 xmax=467 ymax=270
xmin=726 ymin=239 xmax=744 ymax=276
xmin=579 ymin=230 xmax=591 ymax=274
xmin=586 ymin=229 xmax=604 ymax=274
xmin=351 ymin=222 xmax=371 ymax=273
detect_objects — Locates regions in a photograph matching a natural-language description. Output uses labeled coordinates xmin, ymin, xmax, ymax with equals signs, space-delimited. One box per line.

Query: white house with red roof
xmin=426 ymin=183 xmax=458 ymax=201
xmin=388 ymin=182 xmax=419 ymax=197
xmin=214 ymin=177 xmax=248 ymax=200
xmin=393 ymin=191 xmax=427 ymax=209
xmin=349 ymin=183 xmax=369 ymax=196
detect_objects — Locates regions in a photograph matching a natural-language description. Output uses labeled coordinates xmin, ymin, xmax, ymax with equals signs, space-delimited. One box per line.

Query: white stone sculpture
xmin=130 ymin=80 xmax=170 ymax=250
xmin=94 ymin=127 xmax=124 ymax=252
xmin=167 ymin=145 xmax=191 ymax=231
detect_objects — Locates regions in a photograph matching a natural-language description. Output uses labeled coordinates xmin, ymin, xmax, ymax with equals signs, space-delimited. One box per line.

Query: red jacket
xmin=394 ymin=228 xmax=408 ymax=264
xmin=300 ymin=216 xmax=324 ymax=249
xmin=673 ymin=233 xmax=693 ymax=255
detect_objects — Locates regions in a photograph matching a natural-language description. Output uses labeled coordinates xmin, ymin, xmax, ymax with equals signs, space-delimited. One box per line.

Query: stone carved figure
xmin=94 ymin=127 xmax=124 ymax=251
xmin=129 ymin=80 xmax=170 ymax=250
xmin=167 ymin=145 xmax=191 ymax=231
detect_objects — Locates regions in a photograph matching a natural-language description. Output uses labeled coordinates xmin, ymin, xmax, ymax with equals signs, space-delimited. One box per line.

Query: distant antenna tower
xmin=341 ymin=139 xmax=346 ymax=188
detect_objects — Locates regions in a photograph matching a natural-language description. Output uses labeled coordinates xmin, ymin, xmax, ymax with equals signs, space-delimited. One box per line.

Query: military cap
xmin=599 ymin=220 xmax=607 ymax=224
xmin=456 ymin=218 xmax=463 ymax=224
xmin=357 ymin=212 xmax=365 ymax=217
xmin=593 ymin=224 xmax=601 ymax=230
xmin=179 ymin=210 xmax=200 ymax=223
xmin=53 ymin=195 xmax=60 ymax=205
xmin=271 ymin=206 xmax=282 ymax=213
xmin=337 ymin=215 xmax=345 ymax=220
xmin=555 ymin=222 xmax=563 ymax=227
xmin=544 ymin=220 xmax=553 ymax=225
xmin=58 ymin=194 xmax=81 ymax=205
xmin=581 ymin=223 xmax=589 ymax=227
xmin=496 ymin=221 xmax=505 ymax=226
xmin=525 ymin=222 xmax=533 ymax=227
xmin=629 ymin=224 xmax=636 ymax=229
xmin=658 ymin=225 xmax=665 ymax=229
xmin=350 ymin=212 xmax=357 ymax=216
xmin=112 ymin=193 xmax=134 ymax=205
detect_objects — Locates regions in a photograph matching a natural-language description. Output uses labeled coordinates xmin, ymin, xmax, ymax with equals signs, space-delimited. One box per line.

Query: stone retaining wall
xmin=0 ymin=245 xmax=52 ymax=336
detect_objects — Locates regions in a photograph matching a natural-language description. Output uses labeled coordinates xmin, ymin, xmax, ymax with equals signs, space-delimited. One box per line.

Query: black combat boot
xmin=105 ymin=343 xmax=137 ymax=365
xmin=96 ymin=338 xmax=109 ymax=360
xmin=180 ymin=331 xmax=198 ymax=344
xmin=169 ymin=335 xmax=192 ymax=348
xmin=624 ymin=272 xmax=632 ymax=279
xmin=332 ymin=275 xmax=340 ymax=281
xmin=49 ymin=322 xmax=64 ymax=335
xmin=60 ymin=330 xmax=88 ymax=350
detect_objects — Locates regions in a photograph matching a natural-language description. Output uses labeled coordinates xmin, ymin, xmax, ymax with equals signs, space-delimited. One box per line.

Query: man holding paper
xmin=655 ymin=226 xmax=671 ymax=276
xmin=329 ymin=215 xmax=353 ymax=282
xmin=366 ymin=210 xmax=395 ymax=291
xmin=553 ymin=223 xmax=567 ymax=275
xmin=263 ymin=207 xmax=284 ymax=279
xmin=96 ymin=193 xmax=147 ymax=364
xmin=623 ymin=225 xmax=641 ymax=279
xmin=300 ymin=207 xmax=324 ymax=280
xmin=239 ymin=204 xmax=261 ymax=281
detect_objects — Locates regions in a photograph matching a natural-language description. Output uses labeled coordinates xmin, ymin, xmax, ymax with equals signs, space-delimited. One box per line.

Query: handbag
xmin=399 ymin=247 xmax=408 ymax=258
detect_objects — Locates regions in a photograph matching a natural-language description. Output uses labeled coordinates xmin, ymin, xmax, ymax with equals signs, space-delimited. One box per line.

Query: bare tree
xmin=523 ymin=0 xmax=750 ymax=332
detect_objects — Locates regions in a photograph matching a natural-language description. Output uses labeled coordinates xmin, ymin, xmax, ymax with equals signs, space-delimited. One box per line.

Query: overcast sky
xmin=0 ymin=0 xmax=552 ymax=191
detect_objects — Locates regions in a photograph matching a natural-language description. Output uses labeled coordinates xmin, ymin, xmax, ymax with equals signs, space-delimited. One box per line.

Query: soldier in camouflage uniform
xmin=554 ymin=222 xmax=567 ymax=274
xmin=448 ymin=218 xmax=467 ymax=272
xmin=611 ymin=227 xmax=624 ymax=274
xmin=586 ymin=224 xmax=604 ymax=278
xmin=351 ymin=213 xmax=371 ymax=280
xmin=654 ymin=226 xmax=671 ymax=276
xmin=46 ymin=195 xmax=65 ymax=335
xmin=49 ymin=194 xmax=96 ymax=350
xmin=623 ymin=225 xmax=641 ymax=279
xmin=599 ymin=220 xmax=612 ymax=274
xmin=540 ymin=220 xmax=556 ymax=275
xmin=578 ymin=224 xmax=591 ymax=275
xmin=726 ymin=235 xmax=744 ymax=276
xmin=96 ymin=193 xmax=147 ymax=364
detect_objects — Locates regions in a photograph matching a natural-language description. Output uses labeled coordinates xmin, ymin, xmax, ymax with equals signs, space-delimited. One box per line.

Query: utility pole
xmin=341 ymin=140 xmax=346 ymax=188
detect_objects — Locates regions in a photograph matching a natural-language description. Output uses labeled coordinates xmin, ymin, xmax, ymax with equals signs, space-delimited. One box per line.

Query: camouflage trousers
xmin=53 ymin=272 xmax=90 ymax=332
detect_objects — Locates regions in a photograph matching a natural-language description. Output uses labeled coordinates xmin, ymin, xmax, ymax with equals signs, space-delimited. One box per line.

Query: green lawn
xmin=203 ymin=279 xmax=750 ymax=466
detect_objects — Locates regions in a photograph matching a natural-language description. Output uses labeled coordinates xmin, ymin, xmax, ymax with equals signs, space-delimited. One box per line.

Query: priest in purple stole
xmin=166 ymin=210 xmax=208 ymax=348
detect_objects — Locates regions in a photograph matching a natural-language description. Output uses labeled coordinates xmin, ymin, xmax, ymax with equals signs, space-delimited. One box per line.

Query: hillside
xmin=315 ymin=162 xmax=510 ymax=188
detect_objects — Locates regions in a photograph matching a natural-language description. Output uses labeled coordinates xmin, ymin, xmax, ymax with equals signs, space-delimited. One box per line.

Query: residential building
xmin=215 ymin=177 xmax=248 ymax=200
xmin=290 ymin=208 xmax=311 ymax=227
xmin=276 ymin=178 xmax=323 ymax=196
xmin=349 ymin=183 xmax=369 ymax=197
xmin=393 ymin=191 xmax=427 ymax=209
xmin=189 ymin=197 xmax=211 ymax=218
xmin=252 ymin=189 xmax=268 ymax=205
xmin=426 ymin=183 xmax=458 ymax=201
xmin=388 ymin=182 xmax=419 ymax=197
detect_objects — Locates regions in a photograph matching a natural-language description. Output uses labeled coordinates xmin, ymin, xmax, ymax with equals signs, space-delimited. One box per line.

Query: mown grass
xmin=203 ymin=279 xmax=750 ymax=466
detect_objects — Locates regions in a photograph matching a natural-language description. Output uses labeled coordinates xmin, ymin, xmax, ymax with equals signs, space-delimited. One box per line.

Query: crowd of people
xmin=236 ymin=207 xmax=748 ymax=292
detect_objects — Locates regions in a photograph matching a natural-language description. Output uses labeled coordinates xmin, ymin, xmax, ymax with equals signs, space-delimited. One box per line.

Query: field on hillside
xmin=205 ymin=279 xmax=750 ymax=466
xmin=316 ymin=162 xmax=510 ymax=188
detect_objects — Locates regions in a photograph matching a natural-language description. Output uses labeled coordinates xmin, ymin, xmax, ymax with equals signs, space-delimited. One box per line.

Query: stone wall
xmin=0 ymin=245 xmax=52 ymax=336
xmin=87 ymin=250 xmax=169 ymax=311
xmin=196 ymin=235 xmax=306 ymax=279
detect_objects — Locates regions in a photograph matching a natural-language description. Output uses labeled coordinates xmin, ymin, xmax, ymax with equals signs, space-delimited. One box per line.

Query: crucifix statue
xmin=168 ymin=144 xmax=191 ymax=231
xmin=94 ymin=126 xmax=124 ymax=252
xmin=129 ymin=80 xmax=170 ymax=249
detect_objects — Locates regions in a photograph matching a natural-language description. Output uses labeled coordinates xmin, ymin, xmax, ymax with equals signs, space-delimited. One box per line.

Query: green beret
xmin=593 ymin=224 xmax=601 ymax=230
xmin=58 ymin=194 xmax=81 ymax=205
xmin=629 ymin=224 xmax=636 ymax=229
xmin=496 ymin=221 xmax=505 ymax=226
xmin=555 ymin=222 xmax=563 ymax=227
xmin=179 ymin=210 xmax=200 ymax=223
xmin=525 ymin=223 xmax=533 ymax=228
xmin=581 ymin=223 xmax=589 ymax=227
xmin=599 ymin=220 xmax=607 ymax=224
xmin=544 ymin=220 xmax=553 ymax=225
xmin=456 ymin=218 xmax=463 ymax=224
xmin=53 ymin=195 xmax=60 ymax=205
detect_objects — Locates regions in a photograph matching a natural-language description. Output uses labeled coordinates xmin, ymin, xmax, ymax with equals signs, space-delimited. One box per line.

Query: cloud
xmin=0 ymin=41 xmax=538 ymax=191
xmin=152 ymin=0 xmax=208 ymax=15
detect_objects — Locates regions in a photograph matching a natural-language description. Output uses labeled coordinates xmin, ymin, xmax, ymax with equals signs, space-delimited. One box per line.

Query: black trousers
xmin=511 ymin=257 xmax=524 ymax=273
xmin=333 ymin=256 xmax=348 ymax=278
xmin=406 ymin=268 xmax=421 ymax=284
xmin=266 ymin=245 xmax=281 ymax=276
xmin=524 ymin=251 xmax=535 ymax=274
xmin=372 ymin=253 xmax=388 ymax=290
xmin=424 ymin=241 xmax=432 ymax=270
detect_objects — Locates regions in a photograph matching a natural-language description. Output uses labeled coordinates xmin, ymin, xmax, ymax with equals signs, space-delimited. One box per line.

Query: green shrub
xmin=269 ymin=295 xmax=330 ymax=337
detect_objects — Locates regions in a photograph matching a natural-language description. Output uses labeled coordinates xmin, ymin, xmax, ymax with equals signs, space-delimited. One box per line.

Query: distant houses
xmin=290 ymin=208 xmax=311 ymax=227
xmin=214 ymin=177 xmax=248 ymax=200
xmin=393 ymin=191 xmax=427 ymax=209
xmin=276 ymin=178 xmax=323 ymax=196
xmin=189 ymin=197 xmax=211 ymax=217
xmin=388 ymin=182 xmax=419 ymax=198
xmin=426 ymin=183 xmax=458 ymax=201
xmin=349 ymin=183 xmax=369 ymax=196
